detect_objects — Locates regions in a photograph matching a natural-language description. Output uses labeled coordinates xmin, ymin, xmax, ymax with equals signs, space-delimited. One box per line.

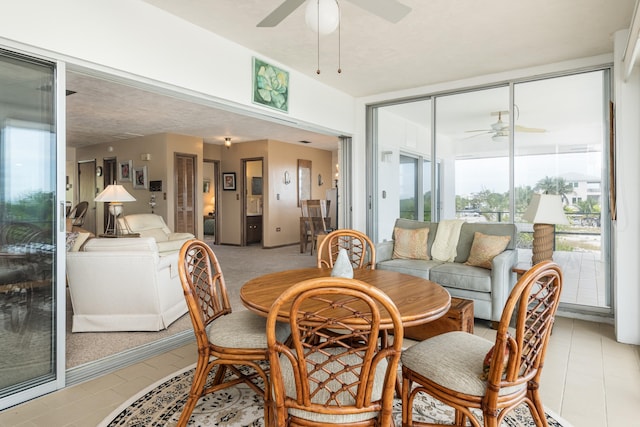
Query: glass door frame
xmin=0 ymin=53 xmax=66 ymax=410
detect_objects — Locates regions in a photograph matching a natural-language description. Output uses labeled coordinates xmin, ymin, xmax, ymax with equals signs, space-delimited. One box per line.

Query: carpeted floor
xmin=99 ymin=363 xmax=573 ymax=427
xmin=66 ymin=243 xmax=317 ymax=368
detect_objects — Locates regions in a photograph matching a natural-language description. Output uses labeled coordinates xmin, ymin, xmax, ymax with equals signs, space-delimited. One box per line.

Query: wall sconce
xmin=283 ymin=170 xmax=291 ymax=185
xmin=224 ymin=137 xmax=232 ymax=149
xmin=318 ymin=173 xmax=323 ymax=186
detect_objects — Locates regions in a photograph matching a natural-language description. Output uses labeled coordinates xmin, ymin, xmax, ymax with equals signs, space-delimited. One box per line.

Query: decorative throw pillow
xmin=392 ymin=227 xmax=430 ymax=260
xmin=65 ymin=232 xmax=79 ymax=252
xmin=72 ymin=232 xmax=92 ymax=251
xmin=465 ymin=232 xmax=511 ymax=269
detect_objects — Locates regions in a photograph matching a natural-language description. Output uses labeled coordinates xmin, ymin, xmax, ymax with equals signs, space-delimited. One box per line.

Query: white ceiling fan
xmin=465 ymin=111 xmax=546 ymax=140
xmin=257 ymin=0 xmax=412 ymax=28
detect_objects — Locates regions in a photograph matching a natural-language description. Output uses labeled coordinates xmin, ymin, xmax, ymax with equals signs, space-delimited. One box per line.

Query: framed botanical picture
xmin=133 ymin=165 xmax=148 ymax=189
xmin=118 ymin=160 xmax=133 ymax=182
xmin=252 ymin=57 xmax=289 ymax=112
xmin=223 ymin=172 xmax=236 ymax=191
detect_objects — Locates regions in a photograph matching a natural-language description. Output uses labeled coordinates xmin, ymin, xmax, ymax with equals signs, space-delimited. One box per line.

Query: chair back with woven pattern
xmin=266 ymin=277 xmax=402 ymax=426
xmin=316 ymin=229 xmax=376 ymax=270
xmin=484 ymin=260 xmax=563 ymax=413
xmin=178 ymin=239 xmax=232 ymax=351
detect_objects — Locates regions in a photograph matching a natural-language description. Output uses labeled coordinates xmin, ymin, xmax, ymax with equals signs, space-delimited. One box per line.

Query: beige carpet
xmin=66 ymin=243 xmax=317 ymax=368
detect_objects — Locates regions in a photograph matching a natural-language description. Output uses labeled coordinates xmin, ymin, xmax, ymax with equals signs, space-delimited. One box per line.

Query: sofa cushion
xmin=392 ymin=226 xmax=430 ymax=260
xmin=430 ymin=263 xmax=492 ymax=293
xmin=376 ymin=259 xmax=444 ymax=280
xmin=140 ymin=228 xmax=170 ymax=242
xmin=465 ymin=232 xmax=511 ymax=270
xmin=82 ymin=236 xmax=159 ymax=252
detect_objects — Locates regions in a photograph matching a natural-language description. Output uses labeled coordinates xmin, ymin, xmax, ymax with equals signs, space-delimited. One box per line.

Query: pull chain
xmin=316 ymin=0 xmax=321 ymax=74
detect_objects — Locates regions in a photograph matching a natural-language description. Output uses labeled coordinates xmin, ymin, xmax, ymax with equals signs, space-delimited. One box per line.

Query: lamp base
xmin=531 ymin=223 xmax=554 ymax=265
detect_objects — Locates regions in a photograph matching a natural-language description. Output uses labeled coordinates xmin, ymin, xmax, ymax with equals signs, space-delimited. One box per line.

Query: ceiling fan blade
xmin=465 ymin=129 xmax=492 ymax=133
xmin=515 ymin=125 xmax=546 ymax=133
xmin=347 ymin=0 xmax=412 ymax=23
xmin=257 ymin=0 xmax=307 ymax=27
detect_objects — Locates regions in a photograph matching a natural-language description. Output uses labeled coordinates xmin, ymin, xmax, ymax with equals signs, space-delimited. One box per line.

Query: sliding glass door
xmin=0 ymin=50 xmax=62 ymax=408
xmin=370 ymin=67 xmax=612 ymax=313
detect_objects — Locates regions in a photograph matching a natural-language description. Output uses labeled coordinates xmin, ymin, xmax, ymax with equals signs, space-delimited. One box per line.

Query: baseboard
xmin=65 ymin=329 xmax=195 ymax=386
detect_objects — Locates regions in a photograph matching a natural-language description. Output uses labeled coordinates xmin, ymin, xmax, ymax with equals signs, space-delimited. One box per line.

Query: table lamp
xmin=523 ymin=193 xmax=568 ymax=265
xmin=94 ymin=184 xmax=136 ymax=236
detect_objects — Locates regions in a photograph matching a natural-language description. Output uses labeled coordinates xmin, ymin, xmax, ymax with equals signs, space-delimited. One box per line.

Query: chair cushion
xmin=281 ymin=347 xmax=387 ymax=423
xmin=392 ymin=226 xmax=430 ymax=260
xmin=207 ymin=310 xmax=289 ymax=349
xmin=401 ymin=331 xmax=524 ymax=396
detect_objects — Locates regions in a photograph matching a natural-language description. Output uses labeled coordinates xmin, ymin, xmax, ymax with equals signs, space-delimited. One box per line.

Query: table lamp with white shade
xmin=523 ymin=193 xmax=569 ymax=265
xmin=94 ymin=184 xmax=136 ymax=236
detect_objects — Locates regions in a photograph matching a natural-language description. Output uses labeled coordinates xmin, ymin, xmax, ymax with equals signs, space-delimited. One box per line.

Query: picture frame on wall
xmin=223 ymin=172 xmax=236 ymax=191
xmin=133 ymin=165 xmax=148 ymax=189
xmin=252 ymin=57 xmax=289 ymax=113
xmin=118 ymin=160 xmax=133 ymax=182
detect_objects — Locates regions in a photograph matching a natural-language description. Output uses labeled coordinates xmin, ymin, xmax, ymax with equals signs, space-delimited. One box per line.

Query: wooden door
xmin=175 ymin=153 xmax=196 ymax=234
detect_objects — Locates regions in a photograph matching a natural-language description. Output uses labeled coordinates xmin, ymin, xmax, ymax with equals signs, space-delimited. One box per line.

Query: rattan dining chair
xmin=316 ymin=229 xmax=376 ymax=270
xmin=176 ymin=239 xmax=290 ymax=427
xmin=401 ymin=260 xmax=563 ymax=427
xmin=266 ymin=277 xmax=403 ymax=426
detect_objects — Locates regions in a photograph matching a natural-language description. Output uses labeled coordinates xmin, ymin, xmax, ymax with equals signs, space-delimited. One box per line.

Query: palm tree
xmin=534 ymin=176 xmax=574 ymax=204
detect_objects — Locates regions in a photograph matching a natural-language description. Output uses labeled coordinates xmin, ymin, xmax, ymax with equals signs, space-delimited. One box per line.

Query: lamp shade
xmin=94 ymin=184 xmax=136 ymax=202
xmin=523 ymin=193 xmax=568 ymax=225
xmin=305 ymin=0 xmax=340 ymax=35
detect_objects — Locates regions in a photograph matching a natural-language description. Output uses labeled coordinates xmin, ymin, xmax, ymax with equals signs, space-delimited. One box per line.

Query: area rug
xmin=99 ymin=364 xmax=573 ymax=427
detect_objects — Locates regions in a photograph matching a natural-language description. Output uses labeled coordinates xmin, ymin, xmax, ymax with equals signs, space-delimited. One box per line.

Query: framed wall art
xmin=118 ymin=160 xmax=132 ymax=182
xmin=252 ymin=57 xmax=289 ymax=113
xmin=133 ymin=165 xmax=148 ymax=189
xmin=223 ymin=172 xmax=236 ymax=191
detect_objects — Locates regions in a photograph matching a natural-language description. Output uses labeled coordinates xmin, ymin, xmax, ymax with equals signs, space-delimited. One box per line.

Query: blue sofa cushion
xmin=376 ymin=259 xmax=444 ymax=280
xmin=429 ymin=262 xmax=492 ymax=293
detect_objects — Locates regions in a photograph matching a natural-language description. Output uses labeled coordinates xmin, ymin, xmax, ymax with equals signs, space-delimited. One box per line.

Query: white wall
xmin=0 ymin=0 xmax=354 ymax=138
xmin=613 ymin=29 xmax=640 ymax=344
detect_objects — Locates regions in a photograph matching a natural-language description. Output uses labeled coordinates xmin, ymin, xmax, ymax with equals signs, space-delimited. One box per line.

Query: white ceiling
xmin=66 ymin=0 xmax=636 ymax=150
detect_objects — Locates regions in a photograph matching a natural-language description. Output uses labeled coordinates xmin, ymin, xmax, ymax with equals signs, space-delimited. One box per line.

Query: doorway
xmin=203 ymin=160 xmax=219 ymax=244
xmin=243 ymin=158 xmax=263 ymax=246
xmin=77 ymin=160 xmax=97 ymax=234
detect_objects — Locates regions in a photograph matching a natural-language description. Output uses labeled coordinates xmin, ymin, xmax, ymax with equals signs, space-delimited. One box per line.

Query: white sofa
xmin=119 ymin=213 xmax=194 ymax=254
xmin=66 ymin=237 xmax=188 ymax=332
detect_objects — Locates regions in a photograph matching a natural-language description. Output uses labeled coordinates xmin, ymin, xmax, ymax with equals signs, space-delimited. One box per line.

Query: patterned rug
xmin=100 ymin=364 xmax=572 ymax=427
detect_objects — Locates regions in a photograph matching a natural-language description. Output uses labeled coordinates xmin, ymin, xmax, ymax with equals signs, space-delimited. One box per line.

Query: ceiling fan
xmin=257 ymin=0 xmax=412 ymax=28
xmin=465 ymin=111 xmax=546 ymax=140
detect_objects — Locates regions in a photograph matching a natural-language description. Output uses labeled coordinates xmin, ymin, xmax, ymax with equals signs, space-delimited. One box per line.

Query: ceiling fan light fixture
xmin=305 ymin=0 xmax=340 ymax=35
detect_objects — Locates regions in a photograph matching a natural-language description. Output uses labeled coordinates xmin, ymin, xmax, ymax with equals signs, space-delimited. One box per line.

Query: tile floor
xmin=0 ymin=317 xmax=638 ymax=427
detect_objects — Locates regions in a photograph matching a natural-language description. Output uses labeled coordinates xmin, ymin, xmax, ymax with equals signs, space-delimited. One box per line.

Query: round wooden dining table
xmin=240 ymin=268 xmax=451 ymax=329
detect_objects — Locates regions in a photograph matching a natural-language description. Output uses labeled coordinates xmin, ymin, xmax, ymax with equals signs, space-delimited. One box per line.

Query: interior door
xmin=175 ymin=153 xmax=196 ymax=234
